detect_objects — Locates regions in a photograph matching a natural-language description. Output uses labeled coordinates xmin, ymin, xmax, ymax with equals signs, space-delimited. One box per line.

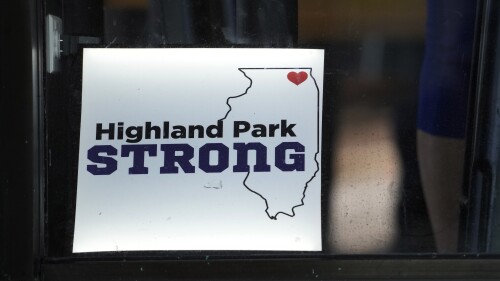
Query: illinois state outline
xmin=222 ymin=68 xmax=321 ymax=219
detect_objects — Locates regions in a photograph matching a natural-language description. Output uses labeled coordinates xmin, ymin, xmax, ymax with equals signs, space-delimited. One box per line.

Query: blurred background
xmin=299 ymin=0 xmax=429 ymax=253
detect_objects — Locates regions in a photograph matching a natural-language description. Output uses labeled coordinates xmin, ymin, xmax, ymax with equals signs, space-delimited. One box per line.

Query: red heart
xmin=287 ymin=71 xmax=308 ymax=86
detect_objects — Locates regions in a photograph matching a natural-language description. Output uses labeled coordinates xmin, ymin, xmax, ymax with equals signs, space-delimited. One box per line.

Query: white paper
xmin=73 ymin=48 xmax=324 ymax=252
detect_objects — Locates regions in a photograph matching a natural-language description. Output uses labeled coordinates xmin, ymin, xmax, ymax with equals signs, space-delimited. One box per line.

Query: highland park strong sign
xmin=73 ymin=48 xmax=324 ymax=252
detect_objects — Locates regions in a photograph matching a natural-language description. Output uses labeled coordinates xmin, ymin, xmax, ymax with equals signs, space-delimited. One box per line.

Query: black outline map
xmin=219 ymin=68 xmax=321 ymax=220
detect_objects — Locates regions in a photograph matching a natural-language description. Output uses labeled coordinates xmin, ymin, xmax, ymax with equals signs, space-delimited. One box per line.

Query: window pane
xmin=44 ymin=0 xmax=481 ymax=256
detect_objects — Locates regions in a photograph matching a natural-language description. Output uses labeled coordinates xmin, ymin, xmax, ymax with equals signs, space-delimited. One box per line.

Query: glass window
xmin=42 ymin=0 xmax=485 ymax=256
xmin=11 ymin=0 xmax=497 ymax=279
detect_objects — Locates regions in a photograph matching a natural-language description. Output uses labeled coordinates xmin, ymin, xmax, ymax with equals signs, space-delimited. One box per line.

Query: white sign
xmin=73 ymin=48 xmax=324 ymax=252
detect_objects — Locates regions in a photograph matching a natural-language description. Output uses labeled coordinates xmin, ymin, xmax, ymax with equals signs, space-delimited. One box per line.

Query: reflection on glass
xmin=46 ymin=0 xmax=479 ymax=256
xmin=300 ymin=0 xmax=432 ymax=253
